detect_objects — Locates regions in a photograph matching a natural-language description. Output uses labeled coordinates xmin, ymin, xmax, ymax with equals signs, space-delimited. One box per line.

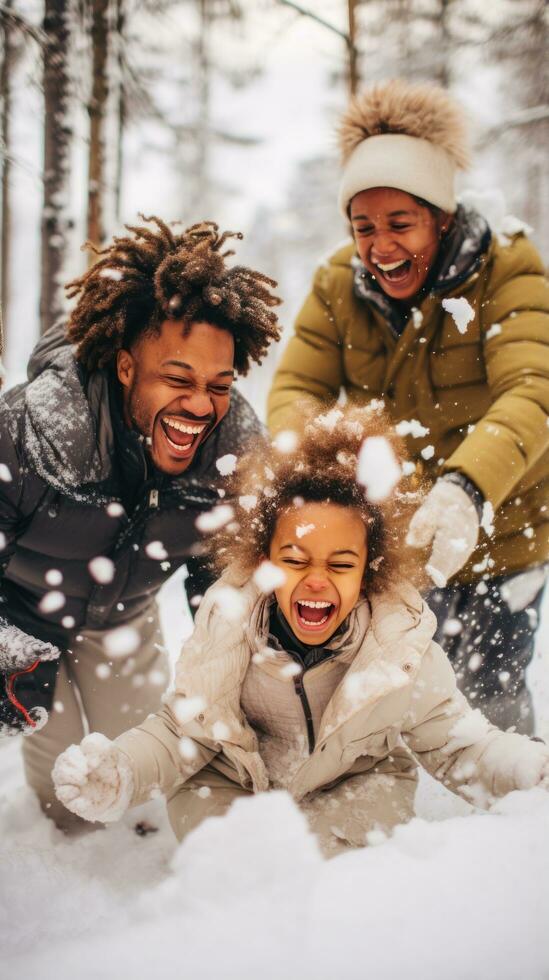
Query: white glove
xmin=52 ymin=732 xmax=134 ymax=823
xmin=406 ymin=480 xmax=479 ymax=587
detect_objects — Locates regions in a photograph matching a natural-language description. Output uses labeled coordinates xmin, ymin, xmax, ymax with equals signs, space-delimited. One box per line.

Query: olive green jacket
xmin=267 ymin=233 xmax=549 ymax=581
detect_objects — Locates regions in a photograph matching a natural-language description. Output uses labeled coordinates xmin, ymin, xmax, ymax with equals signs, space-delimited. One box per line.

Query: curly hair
xmin=65 ymin=216 xmax=282 ymax=374
xmin=212 ymin=404 xmax=426 ymax=594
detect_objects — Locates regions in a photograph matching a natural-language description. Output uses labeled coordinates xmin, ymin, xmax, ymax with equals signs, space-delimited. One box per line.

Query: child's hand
xmin=52 ymin=733 xmax=134 ymax=823
xmin=406 ymin=479 xmax=479 ymax=586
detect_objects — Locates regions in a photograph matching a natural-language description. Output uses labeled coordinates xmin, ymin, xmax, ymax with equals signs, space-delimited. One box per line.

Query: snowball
xmin=395 ymin=419 xmax=429 ymax=439
xmin=486 ymin=323 xmax=501 ymax=340
xmin=100 ymin=267 xmax=123 ymax=281
xmin=196 ymin=786 xmax=212 ymax=799
xmin=0 ymin=464 xmax=12 ymax=482
xmin=357 ymin=437 xmax=401 ymax=502
xmin=148 ymin=669 xmax=167 ymax=687
xmin=106 ymin=502 xmax=124 ymax=518
xmin=468 ymin=653 xmax=483 ymax=673
xmin=296 ymin=524 xmax=315 ymax=538
xmin=45 ymin=569 xmax=63 ymax=587
xmin=411 ymin=308 xmax=423 ymax=329
xmin=196 ymin=505 xmax=235 ymax=533
xmin=173 ymin=695 xmax=207 ymax=725
xmin=273 ymin=430 xmax=299 ymax=453
xmin=53 ymin=700 xmax=65 ymax=713
xmin=212 ymin=721 xmax=231 ymax=742
xmin=61 ymin=615 xmax=75 ymax=629
xmin=212 ymin=584 xmax=247 ymax=621
xmin=442 ymin=617 xmax=462 ymax=637
xmin=280 ymin=662 xmax=302 ymax=679
xmin=402 ymin=461 xmax=416 ymax=476
xmin=239 ymin=494 xmax=258 ymax=512
xmin=253 ymin=561 xmax=287 ymax=593
xmin=103 ymin=626 xmax=140 ymax=658
xmin=500 ymin=567 xmax=547 ymax=613
xmin=179 ymin=737 xmax=198 ymax=761
xmin=426 ymin=564 xmax=447 ymax=588
xmin=95 ymin=663 xmax=111 ymax=680
xmin=315 ymin=408 xmax=343 ymax=433
xmin=215 ymin=454 xmax=237 ymax=476
xmin=480 ymin=501 xmax=494 ymax=536
xmin=420 ymin=445 xmax=435 ymax=460
xmin=88 ymin=557 xmax=115 ymax=584
xmin=145 ymin=540 xmax=168 ymax=560
xmin=442 ymin=297 xmax=475 ymax=334
xmin=39 ymin=591 xmax=66 ymax=614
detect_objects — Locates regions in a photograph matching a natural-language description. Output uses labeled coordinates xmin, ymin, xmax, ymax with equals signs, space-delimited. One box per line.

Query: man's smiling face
xmin=117 ymin=319 xmax=235 ymax=476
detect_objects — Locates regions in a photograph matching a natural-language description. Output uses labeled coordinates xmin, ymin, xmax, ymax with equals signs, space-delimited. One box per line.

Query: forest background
xmin=0 ymin=0 xmax=548 ymax=418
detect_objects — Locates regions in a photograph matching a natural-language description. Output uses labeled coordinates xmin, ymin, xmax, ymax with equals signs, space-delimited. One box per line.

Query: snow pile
xmin=1 ymin=767 xmax=549 ymax=980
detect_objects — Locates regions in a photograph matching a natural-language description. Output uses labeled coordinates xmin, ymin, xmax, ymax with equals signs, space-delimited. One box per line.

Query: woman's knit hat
xmin=337 ymin=79 xmax=470 ymax=216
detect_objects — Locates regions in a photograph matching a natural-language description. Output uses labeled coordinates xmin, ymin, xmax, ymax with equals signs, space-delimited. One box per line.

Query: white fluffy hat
xmin=337 ymin=79 xmax=470 ymax=216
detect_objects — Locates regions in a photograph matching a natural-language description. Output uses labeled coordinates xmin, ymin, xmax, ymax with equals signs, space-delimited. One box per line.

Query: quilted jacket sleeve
xmin=114 ymin=705 xmax=217 ymax=807
xmin=402 ymin=641 xmax=549 ymax=806
xmin=443 ymin=235 xmax=549 ymax=509
xmin=267 ymin=263 xmax=345 ymax=434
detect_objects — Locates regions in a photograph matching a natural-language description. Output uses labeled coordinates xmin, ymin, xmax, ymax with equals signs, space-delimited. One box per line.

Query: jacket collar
xmin=22 ymin=337 xmax=263 ymax=503
xmin=352 ymin=204 xmax=492 ymax=336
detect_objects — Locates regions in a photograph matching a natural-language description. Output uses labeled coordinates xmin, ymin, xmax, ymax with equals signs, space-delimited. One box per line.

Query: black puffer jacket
xmin=0 ymin=328 xmax=263 ymax=731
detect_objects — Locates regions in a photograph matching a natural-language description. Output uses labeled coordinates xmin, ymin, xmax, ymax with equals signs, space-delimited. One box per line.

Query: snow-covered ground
xmin=1 ymin=577 xmax=548 ymax=979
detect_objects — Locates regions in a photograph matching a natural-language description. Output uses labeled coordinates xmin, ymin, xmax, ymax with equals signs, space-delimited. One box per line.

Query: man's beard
xmin=126 ymin=384 xmax=154 ymax=444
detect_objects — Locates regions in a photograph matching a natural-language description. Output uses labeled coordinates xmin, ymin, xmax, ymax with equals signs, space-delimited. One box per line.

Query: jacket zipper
xmin=293 ymin=673 xmax=315 ymax=754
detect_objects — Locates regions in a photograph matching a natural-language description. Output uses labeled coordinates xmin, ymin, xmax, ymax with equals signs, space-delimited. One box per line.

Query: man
xmin=0 ymin=217 xmax=280 ymax=826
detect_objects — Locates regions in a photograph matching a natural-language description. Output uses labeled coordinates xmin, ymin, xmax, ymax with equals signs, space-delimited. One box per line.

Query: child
xmin=52 ymin=406 xmax=549 ymax=854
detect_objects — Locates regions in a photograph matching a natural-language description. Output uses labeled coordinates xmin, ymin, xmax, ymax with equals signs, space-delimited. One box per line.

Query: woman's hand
xmin=52 ymin=732 xmax=134 ymax=823
xmin=406 ymin=479 xmax=479 ymax=586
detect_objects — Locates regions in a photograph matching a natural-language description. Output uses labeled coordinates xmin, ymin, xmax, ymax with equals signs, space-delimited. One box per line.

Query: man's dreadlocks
xmin=65 ymin=216 xmax=282 ymax=374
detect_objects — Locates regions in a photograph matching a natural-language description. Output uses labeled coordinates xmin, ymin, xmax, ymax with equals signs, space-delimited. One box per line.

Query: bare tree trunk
xmin=40 ymin=0 xmax=72 ymax=335
xmin=87 ymin=0 xmax=109 ymax=257
xmin=192 ymin=0 xmax=212 ymax=218
xmin=435 ymin=0 xmax=452 ymax=88
xmin=113 ymin=0 xmax=125 ymax=222
xmin=347 ymin=0 xmax=359 ymax=94
xmin=1 ymin=0 xmax=15 ymax=346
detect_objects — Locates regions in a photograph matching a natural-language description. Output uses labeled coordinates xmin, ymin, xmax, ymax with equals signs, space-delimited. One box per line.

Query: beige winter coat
xmin=115 ymin=573 xmax=549 ymax=830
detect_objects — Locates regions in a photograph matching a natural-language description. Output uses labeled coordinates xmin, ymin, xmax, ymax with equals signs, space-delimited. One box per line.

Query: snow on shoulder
xmin=442 ymin=296 xmax=475 ymax=334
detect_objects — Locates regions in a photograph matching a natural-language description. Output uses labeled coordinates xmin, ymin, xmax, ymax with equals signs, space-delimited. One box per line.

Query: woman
xmin=267 ymin=79 xmax=549 ymax=734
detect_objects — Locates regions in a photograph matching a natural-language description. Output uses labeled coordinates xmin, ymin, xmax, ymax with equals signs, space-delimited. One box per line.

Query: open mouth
xmin=374 ymin=259 xmax=412 ymax=284
xmin=294 ymin=599 xmax=337 ymax=632
xmin=159 ymin=415 xmax=209 ymax=459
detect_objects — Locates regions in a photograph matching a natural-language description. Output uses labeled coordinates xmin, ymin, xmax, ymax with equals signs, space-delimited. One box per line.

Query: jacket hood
xmin=21 ymin=327 xmax=264 ymax=500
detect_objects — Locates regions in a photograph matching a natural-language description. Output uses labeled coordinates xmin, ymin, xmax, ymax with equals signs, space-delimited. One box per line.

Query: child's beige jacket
xmin=115 ymin=573 xmax=549 ymax=816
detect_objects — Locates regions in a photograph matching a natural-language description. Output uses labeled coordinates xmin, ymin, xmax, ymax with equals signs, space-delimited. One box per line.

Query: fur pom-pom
xmin=338 ymin=78 xmax=470 ymax=170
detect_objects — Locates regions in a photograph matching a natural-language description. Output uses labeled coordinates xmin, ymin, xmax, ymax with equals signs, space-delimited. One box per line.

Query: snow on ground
xmin=1 ymin=580 xmax=548 ymax=978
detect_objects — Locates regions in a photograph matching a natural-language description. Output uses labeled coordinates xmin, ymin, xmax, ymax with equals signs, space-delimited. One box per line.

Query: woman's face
xmin=269 ymin=501 xmax=368 ymax=645
xmin=350 ymin=187 xmax=451 ymax=301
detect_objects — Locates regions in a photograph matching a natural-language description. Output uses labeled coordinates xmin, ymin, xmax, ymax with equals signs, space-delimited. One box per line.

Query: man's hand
xmin=52 ymin=733 xmax=134 ymax=823
xmin=406 ymin=479 xmax=480 ymax=587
